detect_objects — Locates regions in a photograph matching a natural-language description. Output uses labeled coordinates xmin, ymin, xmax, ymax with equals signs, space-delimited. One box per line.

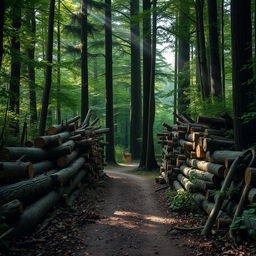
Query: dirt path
xmin=76 ymin=165 xmax=189 ymax=256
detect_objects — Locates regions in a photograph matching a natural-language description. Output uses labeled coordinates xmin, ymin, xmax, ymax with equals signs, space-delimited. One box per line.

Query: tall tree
xmin=195 ymin=0 xmax=210 ymax=99
xmin=231 ymin=0 xmax=256 ymax=149
xmin=139 ymin=0 xmax=151 ymax=168
xmin=145 ymin=0 xmax=158 ymax=169
xmin=26 ymin=4 xmax=37 ymax=125
xmin=105 ymin=0 xmax=116 ymax=164
xmin=130 ymin=0 xmax=142 ymax=160
xmin=56 ymin=0 xmax=61 ymax=123
xmin=81 ymin=0 xmax=89 ymax=121
xmin=177 ymin=1 xmax=190 ymax=115
xmin=208 ymin=0 xmax=222 ymax=98
xmin=0 ymin=0 xmax=5 ymax=68
xmin=38 ymin=0 xmax=56 ymax=135
xmin=9 ymin=1 xmax=21 ymax=136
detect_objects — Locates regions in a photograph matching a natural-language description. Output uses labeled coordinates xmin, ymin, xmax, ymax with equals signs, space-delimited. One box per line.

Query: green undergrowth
xmin=126 ymin=168 xmax=159 ymax=179
xmin=165 ymin=189 xmax=203 ymax=215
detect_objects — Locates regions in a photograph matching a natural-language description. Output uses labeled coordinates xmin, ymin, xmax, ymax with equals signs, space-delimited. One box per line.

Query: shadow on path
xmin=76 ymin=165 xmax=190 ymax=256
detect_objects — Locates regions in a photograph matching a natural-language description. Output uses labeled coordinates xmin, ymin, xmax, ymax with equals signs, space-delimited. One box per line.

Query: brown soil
xmin=75 ymin=165 xmax=189 ymax=256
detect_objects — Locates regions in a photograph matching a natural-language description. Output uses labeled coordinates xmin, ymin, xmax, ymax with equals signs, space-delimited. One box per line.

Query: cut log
xmin=248 ymin=188 xmax=256 ymax=203
xmin=196 ymin=145 xmax=206 ymax=159
xmin=205 ymin=150 xmax=242 ymax=164
xmin=57 ymin=149 xmax=79 ymax=168
xmin=29 ymin=160 xmax=55 ymax=177
xmin=0 ymin=162 xmax=32 ymax=181
xmin=0 ymin=142 xmax=74 ymax=162
xmin=47 ymin=116 xmax=80 ymax=135
xmin=180 ymin=165 xmax=220 ymax=184
xmin=177 ymin=174 xmax=206 ymax=192
xmin=203 ymin=138 xmax=235 ymax=152
xmin=162 ymin=122 xmax=173 ymax=131
xmin=179 ymin=139 xmax=193 ymax=151
xmin=90 ymin=117 xmax=100 ymax=127
xmin=1 ymin=190 xmax=62 ymax=240
xmin=244 ymin=167 xmax=256 ymax=186
xmin=173 ymin=180 xmax=185 ymax=193
xmin=0 ymin=199 xmax=23 ymax=224
xmin=62 ymin=169 xmax=87 ymax=197
xmin=82 ymin=109 xmax=92 ymax=126
xmin=51 ymin=157 xmax=85 ymax=186
xmin=66 ymin=183 xmax=87 ymax=206
xmin=0 ymin=170 xmax=57 ymax=206
xmin=186 ymin=158 xmax=225 ymax=177
xmin=197 ymin=115 xmax=227 ymax=129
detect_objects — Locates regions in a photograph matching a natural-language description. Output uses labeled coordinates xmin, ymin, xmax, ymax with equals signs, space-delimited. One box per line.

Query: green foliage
xmin=115 ymin=144 xmax=125 ymax=163
xmin=230 ymin=205 xmax=256 ymax=241
xmin=165 ymin=189 xmax=196 ymax=211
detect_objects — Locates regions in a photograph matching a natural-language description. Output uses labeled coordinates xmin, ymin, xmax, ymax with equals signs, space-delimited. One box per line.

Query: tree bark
xmin=177 ymin=0 xmax=190 ymax=115
xmin=38 ymin=0 xmax=56 ymax=135
xmin=26 ymin=5 xmax=37 ymax=125
xmin=9 ymin=1 xmax=22 ymax=137
xmin=0 ymin=170 xmax=57 ymax=206
xmin=105 ymin=0 xmax=116 ymax=164
xmin=0 ymin=0 xmax=5 ymax=68
xmin=56 ymin=0 xmax=61 ymax=123
xmin=195 ymin=0 xmax=210 ymax=99
xmin=81 ymin=0 xmax=89 ymax=121
xmin=139 ymin=0 xmax=151 ymax=168
xmin=130 ymin=0 xmax=142 ymax=160
xmin=145 ymin=0 xmax=158 ymax=169
xmin=231 ymin=0 xmax=256 ymax=150
xmin=208 ymin=0 xmax=222 ymax=98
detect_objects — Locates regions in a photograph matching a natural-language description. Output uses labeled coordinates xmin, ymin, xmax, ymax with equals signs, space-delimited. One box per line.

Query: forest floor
xmin=1 ymin=164 xmax=256 ymax=256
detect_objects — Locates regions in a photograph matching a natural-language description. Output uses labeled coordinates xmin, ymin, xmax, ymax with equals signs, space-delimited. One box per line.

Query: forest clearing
xmin=1 ymin=0 xmax=256 ymax=255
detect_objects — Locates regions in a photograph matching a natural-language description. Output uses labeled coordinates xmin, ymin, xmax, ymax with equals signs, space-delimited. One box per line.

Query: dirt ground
xmin=75 ymin=165 xmax=189 ymax=256
xmin=1 ymin=165 xmax=256 ymax=256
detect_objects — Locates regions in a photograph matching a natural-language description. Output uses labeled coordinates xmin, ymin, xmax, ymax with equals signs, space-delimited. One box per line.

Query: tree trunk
xmin=195 ymin=0 xmax=210 ymax=99
xmin=0 ymin=0 xmax=5 ymax=68
xmin=26 ymin=5 xmax=37 ymax=125
xmin=81 ymin=0 xmax=89 ymax=121
xmin=130 ymin=0 xmax=142 ymax=160
xmin=208 ymin=0 xmax=222 ymax=98
xmin=105 ymin=0 xmax=116 ymax=164
xmin=139 ymin=0 xmax=151 ymax=168
xmin=38 ymin=0 xmax=56 ymax=135
xmin=145 ymin=0 xmax=158 ymax=169
xmin=9 ymin=1 xmax=21 ymax=137
xmin=231 ymin=0 xmax=256 ymax=150
xmin=56 ymin=0 xmax=61 ymax=123
xmin=177 ymin=0 xmax=190 ymax=115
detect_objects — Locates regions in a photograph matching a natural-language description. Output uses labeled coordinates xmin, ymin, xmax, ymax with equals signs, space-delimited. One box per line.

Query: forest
xmin=1 ymin=0 xmax=256 ymax=254
xmin=1 ymin=0 xmax=256 ymax=169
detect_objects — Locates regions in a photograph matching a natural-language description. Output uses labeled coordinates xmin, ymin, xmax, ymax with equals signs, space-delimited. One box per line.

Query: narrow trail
xmin=76 ymin=164 xmax=189 ymax=256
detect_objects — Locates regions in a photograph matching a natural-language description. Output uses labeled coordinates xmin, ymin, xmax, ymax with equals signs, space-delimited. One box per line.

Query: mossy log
xmin=51 ymin=157 xmax=85 ymax=186
xmin=197 ymin=115 xmax=227 ymax=129
xmin=0 ymin=161 xmax=32 ymax=181
xmin=205 ymin=150 xmax=242 ymax=164
xmin=180 ymin=165 xmax=220 ymax=184
xmin=0 ymin=142 xmax=74 ymax=162
xmin=1 ymin=190 xmax=62 ymax=240
xmin=173 ymin=180 xmax=185 ymax=193
xmin=203 ymin=138 xmax=235 ymax=152
xmin=186 ymin=158 xmax=225 ymax=177
xmin=177 ymin=174 xmax=206 ymax=192
xmin=57 ymin=149 xmax=79 ymax=168
xmin=29 ymin=160 xmax=55 ymax=177
xmin=0 ymin=199 xmax=23 ymax=224
xmin=0 ymin=170 xmax=57 ymax=206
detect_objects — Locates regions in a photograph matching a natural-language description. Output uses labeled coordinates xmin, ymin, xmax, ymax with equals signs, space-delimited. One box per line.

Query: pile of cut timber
xmin=158 ymin=113 xmax=256 ymax=234
xmin=0 ymin=111 xmax=108 ymax=241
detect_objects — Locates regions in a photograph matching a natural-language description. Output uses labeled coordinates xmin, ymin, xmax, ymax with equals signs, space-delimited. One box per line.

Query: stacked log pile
xmin=158 ymin=113 xmax=256 ymax=235
xmin=0 ymin=111 xmax=108 ymax=241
